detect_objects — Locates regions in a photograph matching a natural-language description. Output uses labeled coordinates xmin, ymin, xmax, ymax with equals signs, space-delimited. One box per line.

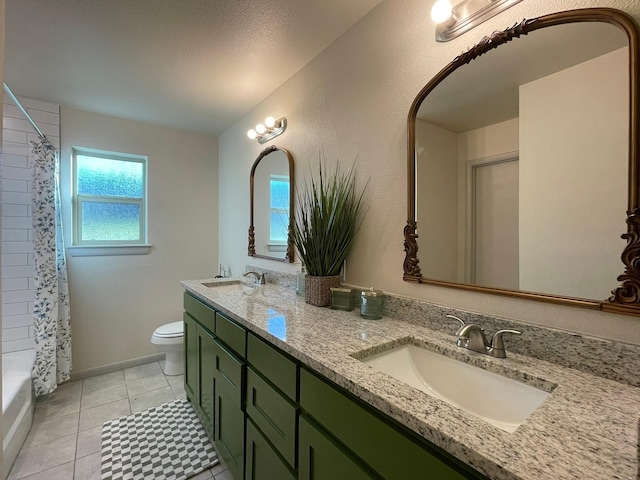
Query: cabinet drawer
xmin=213 ymin=339 xmax=244 ymax=403
xmin=215 ymin=312 xmax=246 ymax=358
xmin=246 ymin=368 xmax=297 ymax=467
xmin=184 ymin=292 xmax=215 ymax=333
xmin=299 ymin=415 xmax=375 ymax=480
xmin=246 ymin=418 xmax=296 ymax=480
xmin=247 ymin=333 xmax=297 ymax=400
xmin=300 ymin=368 xmax=473 ymax=480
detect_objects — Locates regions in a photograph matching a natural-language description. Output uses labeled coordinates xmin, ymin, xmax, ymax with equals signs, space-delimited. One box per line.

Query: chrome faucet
xmin=446 ymin=315 xmax=521 ymax=358
xmin=243 ymin=271 xmax=266 ymax=285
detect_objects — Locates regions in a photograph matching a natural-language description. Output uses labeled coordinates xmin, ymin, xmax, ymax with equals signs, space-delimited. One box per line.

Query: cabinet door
xmin=300 ymin=368 xmax=475 ymax=480
xmin=213 ymin=339 xmax=246 ymax=480
xmin=197 ymin=326 xmax=215 ymax=440
xmin=245 ymin=368 xmax=297 ymax=467
xmin=299 ymin=416 xmax=376 ymax=480
xmin=183 ymin=313 xmax=197 ymax=402
xmin=245 ymin=419 xmax=295 ymax=480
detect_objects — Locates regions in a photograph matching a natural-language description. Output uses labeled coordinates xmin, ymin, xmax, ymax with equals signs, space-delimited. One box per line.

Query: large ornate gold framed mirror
xmin=249 ymin=145 xmax=295 ymax=262
xmin=405 ymin=8 xmax=640 ymax=315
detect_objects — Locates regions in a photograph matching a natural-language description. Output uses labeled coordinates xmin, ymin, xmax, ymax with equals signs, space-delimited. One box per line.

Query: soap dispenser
xmin=296 ymin=264 xmax=306 ymax=296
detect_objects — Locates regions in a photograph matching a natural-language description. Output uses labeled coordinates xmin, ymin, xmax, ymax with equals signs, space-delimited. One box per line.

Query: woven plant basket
xmin=305 ymin=275 xmax=341 ymax=307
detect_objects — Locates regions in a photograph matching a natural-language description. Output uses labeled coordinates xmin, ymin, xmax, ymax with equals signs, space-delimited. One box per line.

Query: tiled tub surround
xmin=183 ymin=278 xmax=640 ymax=480
xmin=2 ymin=95 xmax=61 ymax=354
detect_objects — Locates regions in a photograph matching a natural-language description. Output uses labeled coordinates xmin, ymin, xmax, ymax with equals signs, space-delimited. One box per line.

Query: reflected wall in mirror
xmin=249 ymin=146 xmax=295 ymax=262
xmin=405 ymin=8 xmax=640 ymax=315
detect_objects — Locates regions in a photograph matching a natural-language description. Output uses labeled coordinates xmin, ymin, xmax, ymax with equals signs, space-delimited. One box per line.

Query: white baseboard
xmin=70 ymin=352 xmax=166 ymax=381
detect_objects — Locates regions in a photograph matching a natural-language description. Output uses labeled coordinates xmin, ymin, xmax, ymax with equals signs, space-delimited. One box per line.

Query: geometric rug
xmin=101 ymin=399 xmax=218 ymax=480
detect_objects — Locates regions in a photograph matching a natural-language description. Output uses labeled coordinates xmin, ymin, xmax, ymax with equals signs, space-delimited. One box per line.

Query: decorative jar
xmin=360 ymin=287 xmax=384 ymax=320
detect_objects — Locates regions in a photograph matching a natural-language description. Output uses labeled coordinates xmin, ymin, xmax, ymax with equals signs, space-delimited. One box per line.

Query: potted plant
xmin=292 ymin=160 xmax=367 ymax=306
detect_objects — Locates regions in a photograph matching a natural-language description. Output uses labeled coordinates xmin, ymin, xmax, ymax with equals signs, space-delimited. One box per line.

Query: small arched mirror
xmin=248 ymin=146 xmax=295 ymax=262
xmin=405 ymin=8 xmax=640 ymax=315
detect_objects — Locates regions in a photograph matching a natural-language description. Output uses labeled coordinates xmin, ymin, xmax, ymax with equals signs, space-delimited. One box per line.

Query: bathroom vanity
xmin=182 ymin=278 xmax=640 ymax=480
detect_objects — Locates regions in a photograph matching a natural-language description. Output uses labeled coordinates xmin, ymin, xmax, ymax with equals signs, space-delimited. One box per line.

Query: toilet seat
xmin=153 ymin=321 xmax=183 ymax=338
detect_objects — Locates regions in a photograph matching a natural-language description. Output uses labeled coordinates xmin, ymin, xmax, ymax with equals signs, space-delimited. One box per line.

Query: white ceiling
xmin=418 ymin=22 xmax=628 ymax=132
xmin=5 ymin=0 xmax=382 ymax=135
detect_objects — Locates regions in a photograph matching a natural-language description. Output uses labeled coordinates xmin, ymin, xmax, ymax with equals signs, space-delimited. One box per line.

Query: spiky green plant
xmin=293 ymin=159 xmax=367 ymax=277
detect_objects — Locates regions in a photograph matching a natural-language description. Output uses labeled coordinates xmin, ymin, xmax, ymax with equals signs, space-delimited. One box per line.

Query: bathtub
xmin=3 ymin=350 xmax=35 ymax=480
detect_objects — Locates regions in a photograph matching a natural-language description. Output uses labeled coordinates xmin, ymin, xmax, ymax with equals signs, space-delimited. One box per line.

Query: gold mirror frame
xmin=248 ymin=145 xmax=295 ymax=262
xmin=404 ymin=8 xmax=640 ymax=315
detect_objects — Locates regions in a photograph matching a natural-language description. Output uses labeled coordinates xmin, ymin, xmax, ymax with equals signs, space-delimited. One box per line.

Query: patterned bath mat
xmin=101 ymin=399 xmax=218 ymax=480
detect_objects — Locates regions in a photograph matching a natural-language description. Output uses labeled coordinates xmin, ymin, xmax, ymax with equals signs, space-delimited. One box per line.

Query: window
xmin=72 ymin=149 xmax=147 ymax=247
xmin=269 ymin=174 xmax=290 ymax=245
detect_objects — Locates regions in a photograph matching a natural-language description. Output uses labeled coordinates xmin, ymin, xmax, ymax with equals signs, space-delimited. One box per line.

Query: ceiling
xmin=5 ymin=0 xmax=382 ymax=135
xmin=417 ymin=22 xmax=628 ymax=133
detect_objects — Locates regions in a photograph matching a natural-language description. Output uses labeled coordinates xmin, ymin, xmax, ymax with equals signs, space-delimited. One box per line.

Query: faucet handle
xmin=490 ymin=329 xmax=522 ymax=352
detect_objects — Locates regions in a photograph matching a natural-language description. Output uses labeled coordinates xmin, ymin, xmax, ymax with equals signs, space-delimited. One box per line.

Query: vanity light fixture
xmin=432 ymin=0 xmax=523 ymax=42
xmin=247 ymin=116 xmax=287 ymax=144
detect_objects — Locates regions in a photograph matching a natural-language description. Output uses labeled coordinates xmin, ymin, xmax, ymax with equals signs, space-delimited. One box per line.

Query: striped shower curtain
xmin=30 ymin=138 xmax=71 ymax=396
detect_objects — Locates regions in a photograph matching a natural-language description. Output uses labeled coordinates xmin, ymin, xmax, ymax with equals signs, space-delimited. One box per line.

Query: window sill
xmin=67 ymin=245 xmax=152 ymax=257
xmin=267 ymin=243 xmax=288 ymax=253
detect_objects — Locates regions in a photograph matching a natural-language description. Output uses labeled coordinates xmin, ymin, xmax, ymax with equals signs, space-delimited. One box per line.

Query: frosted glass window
xmin=270 ymin=212 xmax=289 ymax=242
xmin=73 ymin=149 xmax=147 ymax=246
xmin=77 ymin=155 xmax=143 ymax=198
xmin=270 ymin=176 xmax=290 ymax=243
xmin=81 ymin=202 xmax=141 ymax=241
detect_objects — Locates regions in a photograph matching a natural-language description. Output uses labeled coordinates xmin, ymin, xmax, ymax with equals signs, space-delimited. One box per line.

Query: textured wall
xmin=60 ymin=108 xmax=218 ymax=373
xmin=415 ymin=120 xmax=458 ymax=282
xmin=519 ymin=48 xmax=627 ymax=298
xmin=218 ymin=0 xmax=640 ymax=344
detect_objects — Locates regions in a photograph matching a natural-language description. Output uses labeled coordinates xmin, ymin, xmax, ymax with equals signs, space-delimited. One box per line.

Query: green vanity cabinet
xmin=183 ymin=312 xmax=197 ymax=402
xmin=246 ymin=333 xmax=297 ymax=400
xmin=184 ymin=294 xmax=247 ymax=480
xmin=245 ymin=418 xmax=296 ymax=480
xmin=300 ymin=368 xmax=485 ymax=480
xmin=245 ymin=333 xmax=299 ymax=465
xmin=215 ymin=312 xmax=247 ymax=357
xmin=212 ymin=338 xmax=246 ymax=480
xmin=299 ymin=415 xmax=377 ymax=480
xmin=184 ymin=291 xmax=216 ymax=331
xmin=196 ymin=326 xmax=216 ymax=440
xmin=183 ymin=302 xmax=216 ymax=440
xmin=184 ymin=291 xmax=485 ymax=480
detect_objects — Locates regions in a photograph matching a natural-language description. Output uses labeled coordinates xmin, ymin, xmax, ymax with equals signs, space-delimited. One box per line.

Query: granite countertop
xmin=182 ymin=278 xmax=640 ymax=480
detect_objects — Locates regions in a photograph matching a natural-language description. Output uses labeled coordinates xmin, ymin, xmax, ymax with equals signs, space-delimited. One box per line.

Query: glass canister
xmin=330 ymin=287 xmax=354 ymax=311
xmin=296 ymin=264 xmax=306 ymax=296
xmin=360 ymin=287 xmax=384 ymax=319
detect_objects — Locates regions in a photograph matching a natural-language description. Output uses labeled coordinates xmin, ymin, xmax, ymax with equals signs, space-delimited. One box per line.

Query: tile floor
xmin=8 ymin=361 xmax=230 ymax=480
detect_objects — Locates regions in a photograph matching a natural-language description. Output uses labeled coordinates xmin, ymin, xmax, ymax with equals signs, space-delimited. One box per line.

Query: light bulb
xmin=255 ymin=123 xmax=266 ymax=135
xmin=247 ymin=129 xmax=257 ymax=140
xmin=431 ymin=0 xmax=453 ymax=24
xmin=265 ymin=116 xmax=276 ymax=128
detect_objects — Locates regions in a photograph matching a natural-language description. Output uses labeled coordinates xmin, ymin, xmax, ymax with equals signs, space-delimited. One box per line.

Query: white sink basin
xmin=201 ymin=281 xmax=255 ymax=293
xmin=361 ymin=344 xmax=551 ymax=433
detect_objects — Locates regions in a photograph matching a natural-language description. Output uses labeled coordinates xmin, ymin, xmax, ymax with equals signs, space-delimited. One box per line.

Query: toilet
xmin=151 ymin=321 xmax=184 ymax=376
